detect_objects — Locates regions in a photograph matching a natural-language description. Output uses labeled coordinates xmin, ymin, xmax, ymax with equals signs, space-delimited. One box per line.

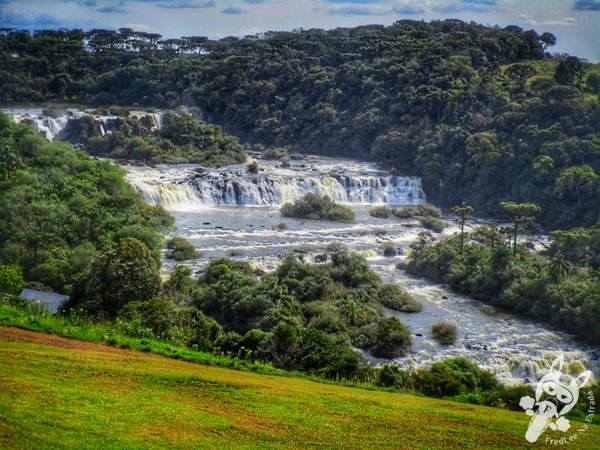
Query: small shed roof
xmin=19 ymin=289 xmax=69 ymax=314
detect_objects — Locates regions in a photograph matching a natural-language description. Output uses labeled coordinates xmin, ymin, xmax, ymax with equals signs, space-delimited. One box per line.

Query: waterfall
xmin=125 ymin=163 xmax=426 ymax=210
xmin=188 ymin=175 xmax=425 ymax=206
xmin=130 ymin=111 xmax=163 ymax=131
xmin=10 ymin=114 xmax=69 ymax=141
xmin=4 ymin=108 xmax=163 ymax=141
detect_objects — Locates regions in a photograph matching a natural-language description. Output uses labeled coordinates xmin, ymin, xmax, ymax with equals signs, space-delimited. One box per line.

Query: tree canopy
xmin=1 ymin=22 xmax=599 ymax=228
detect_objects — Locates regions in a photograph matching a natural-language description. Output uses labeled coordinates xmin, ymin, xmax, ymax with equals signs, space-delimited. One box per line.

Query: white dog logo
xmin=519 ymin=354 xmax=592 ymax=443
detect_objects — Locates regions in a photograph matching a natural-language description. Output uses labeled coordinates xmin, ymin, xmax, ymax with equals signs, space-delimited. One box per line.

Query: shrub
xmin=413 ymin=370 xmax=465 ymax=397
xmin=262 ymin=147 xmax=287 ymax=159
xmin=0 ymin=264 xmax=25 ymax=295
xmin=395 ymin=204 xmax=442 ymax=219
xmin=414 ymin=204 xmax=442 ymax=218
xmin=419 ymin=216 xmax=446 ymax=232
xmin=430 ymin=357 xmax=500 ymax=391
xmin=370 ymin=317 xmax=412 ymax=358
xmin=280 ymin=156 xmax=291 ymax=168
xmin=370 ymin=206 xmax=396 ymax=219
xmin=281 ymin=193 xmax=355 ymax=222
xmin=247 ymin=160 xmax=259 ymax=174
xmin=275 ymin=222 xmax=288 ymax=231
xmin=377 ymin=284 xmax=422 ymax=313
xmin=382 ymin=242 xmax=397 ymax=257
xmin=376 ymin=364 xmax=411 ymax=388
xmin=166 ymin=237 xmax=198 ymax=261
xmin=431 ymin=322 xmax=457 ymax=345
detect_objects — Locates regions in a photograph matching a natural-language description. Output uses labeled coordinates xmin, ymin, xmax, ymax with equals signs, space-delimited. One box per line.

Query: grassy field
xmin=1 ymin=327 xmax=600 ymax=449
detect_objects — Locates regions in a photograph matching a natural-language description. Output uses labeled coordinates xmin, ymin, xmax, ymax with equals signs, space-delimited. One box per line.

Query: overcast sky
xmin=1 ymin=0 xmax=598 ymax=61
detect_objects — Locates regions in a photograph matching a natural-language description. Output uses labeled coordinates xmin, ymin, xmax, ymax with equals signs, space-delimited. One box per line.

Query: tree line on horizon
xmin=0 ymin=20 xmax=599 ymax=230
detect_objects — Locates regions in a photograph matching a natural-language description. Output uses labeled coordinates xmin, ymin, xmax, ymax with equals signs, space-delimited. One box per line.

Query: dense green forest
xmin=0 ymin=116 xmax=173 ymax=295
xmin=1 ymin=23 xmax=599 ymax=228
xmin=407 ymin=218 xmax=600 ymax=345
xmin=85 ymin=111 xmax=246 ymax=166
xmin=0 ymin=116 xmax=421 ymax=377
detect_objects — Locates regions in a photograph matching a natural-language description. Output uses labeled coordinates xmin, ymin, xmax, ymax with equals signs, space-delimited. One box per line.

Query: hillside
xmin=1 ymin=327 xmax=599 ymax=449
xmin=1 ymin=23 xmax=599 ymax=228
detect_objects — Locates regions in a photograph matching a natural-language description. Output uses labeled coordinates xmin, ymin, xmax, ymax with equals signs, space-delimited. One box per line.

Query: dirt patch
xmin=0 ymin=327 xmax=141 ymax=356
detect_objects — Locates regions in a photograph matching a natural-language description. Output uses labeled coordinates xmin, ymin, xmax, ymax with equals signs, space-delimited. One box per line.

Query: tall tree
xmin=553 ymin=165 xmax=600 ymax=206
xmin=554 ymin=56 xmax=585 ymax=86
xmin=84 ymin=237 xmax=160 ymax=316
xmin=451 ymin=203 xmax=474 ymax=254
xmin=500 ymin=202 xmax=541 ymax=256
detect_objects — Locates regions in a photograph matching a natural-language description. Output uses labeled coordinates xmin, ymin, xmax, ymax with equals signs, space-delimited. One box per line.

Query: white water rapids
xmin=125 ymin=158 xmax=599 ymax=386
xmin=126 ymin=159 xmax=426 ymax=207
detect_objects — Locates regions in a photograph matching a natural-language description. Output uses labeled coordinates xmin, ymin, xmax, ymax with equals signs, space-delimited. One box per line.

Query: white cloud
xmin=241 ymin=26 xmax=261 ymax=35
xmin=122 ymin=22 xmax=156 ymax=32
xmin=524 ymin=17 xmax=577 ymax=26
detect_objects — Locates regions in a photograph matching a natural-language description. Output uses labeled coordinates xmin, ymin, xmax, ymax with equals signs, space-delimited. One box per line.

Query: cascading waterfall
xmin=130 ymin=111 xmax=163 ymax=131
xmin=123 ymin=157 xmax=600 ymax=385
xmin=125 ymin=162 xmax=426 ymax=209
xmin=4 ymin=108 xmax=163 ymax=141
xmin=10 ymin=114 xmax=69 ymax=141
xmin=189 ymin=175 xmax=425 ymax=206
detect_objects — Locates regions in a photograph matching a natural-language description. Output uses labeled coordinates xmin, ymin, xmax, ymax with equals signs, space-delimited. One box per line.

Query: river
xmin=15 ymin=150 xmax=558 ymax=385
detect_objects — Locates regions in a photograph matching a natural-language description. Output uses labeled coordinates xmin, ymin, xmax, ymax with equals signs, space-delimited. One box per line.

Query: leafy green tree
xmin=500 ymin=202 xmax=541 ymax=256
xmin=0 ymin=144 xmax=22 ymax=185
xmin=84 ymin=238 xmax=161 ymax=316
xmin=554 ymin=56 xmax=585 ymax=86
xmin=371 ymin=318 xmax=412 ymax=358
xmin=166 ymin=237 xmax=198 ymax=261
xmin=553 ymin=165 xmax=600 ymax=206
xmin=539 ymin=32 xmax=556 ymax=50
xmin=0 ymin=264 xmax=25 ymax=295
xmin=587 ymin=73 xmax=600 ymax=94
xmin=548 ymin=253 xmax=572 ymax=282
xmin=162 ymin=265 xmax=196 ymax=305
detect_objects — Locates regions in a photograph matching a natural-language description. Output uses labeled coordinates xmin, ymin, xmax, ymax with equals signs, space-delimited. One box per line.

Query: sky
xmin=0 ymin=0 xmax=599 ymax=62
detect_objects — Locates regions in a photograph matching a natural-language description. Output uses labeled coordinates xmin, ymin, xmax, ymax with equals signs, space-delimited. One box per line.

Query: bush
xmin=431 ymin=322 xmax=457 ymax=345
xmin=377 ymin=284 xmax=422 ymax=313
xmin=83 ymin=238 xmax=161 ymax=317
xmin=370 ymin=206 xmax=396 ymax=219
xmin=280 ymin=156 xmax=291 ymax=168
xmin=370 ymin=317 xmax=412 ymax=358
xmin=382 ymin=242 xmax=397 ymax=257
xmin=247 ymin=160 xmax=259 ymax=174
xmin=419 ymin=216 xmax=446 ymax=232
xmin=376 ymin=364 xmax=411 ymax=388
xmin=430 ymin=358 xmax=500 ymax=391
xmin=166 ymin=237 xmax=198 ymax=261
xmin=0 ymin=264 xmax=25 ymax=295
xmin=281 ymin=193 xmax=355 ymax=222
xmin=394 ymin=204 xmax=440 ymax=219
xmin=413 ymin=370 xmax=465 ymax=397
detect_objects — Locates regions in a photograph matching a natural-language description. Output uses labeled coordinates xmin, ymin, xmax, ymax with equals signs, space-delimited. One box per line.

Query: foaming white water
xmin=125 ymin=161 xmax=426 ymax=208
xmin=10 ymin=113 xmax=69 ymax=141
xmin=130 ymin=111 xmax=163 ymax=131
xmin=3 ymin=107 xmax=163 ymax=141
xmin=125 ymin=157 xmax=599 ymax=385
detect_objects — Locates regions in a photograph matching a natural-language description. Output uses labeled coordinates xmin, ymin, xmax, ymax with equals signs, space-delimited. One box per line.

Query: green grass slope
xmin=1 ymin=327 xmax=599 ymax=449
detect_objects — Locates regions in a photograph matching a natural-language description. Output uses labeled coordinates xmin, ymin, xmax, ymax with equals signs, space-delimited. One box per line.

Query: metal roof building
xmin=19 ymin=289 xmax=69 ymax=314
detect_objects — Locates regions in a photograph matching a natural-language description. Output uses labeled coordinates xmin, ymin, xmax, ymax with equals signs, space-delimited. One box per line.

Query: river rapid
xmin=125 ymin=157 xmax=599 ymax=385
